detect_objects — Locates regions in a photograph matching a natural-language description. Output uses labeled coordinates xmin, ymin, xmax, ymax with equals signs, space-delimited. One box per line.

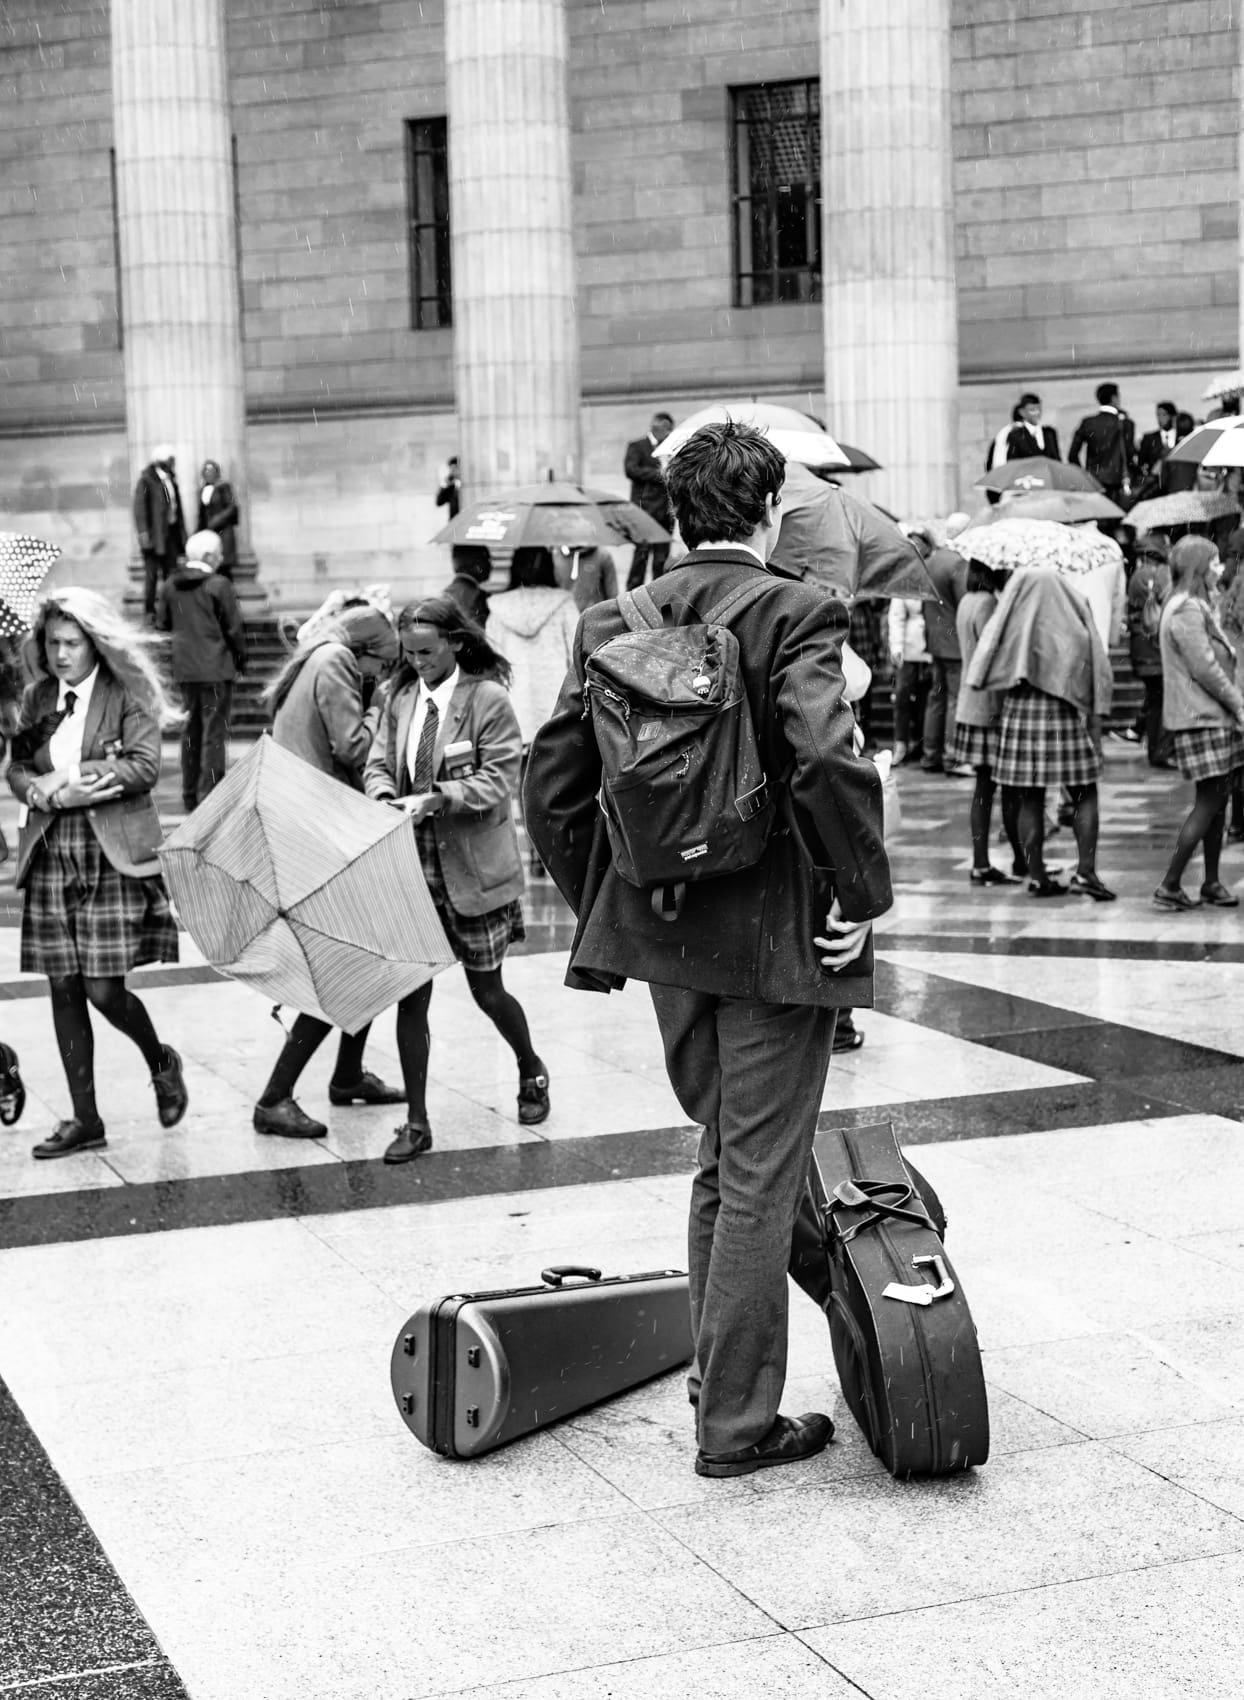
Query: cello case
xmin=809 ymin=1122 xmax=989 ymax=1478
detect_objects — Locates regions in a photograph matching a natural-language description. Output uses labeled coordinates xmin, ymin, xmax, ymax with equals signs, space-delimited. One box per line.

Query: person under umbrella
xmin=1153 ymin=537 xmax=1244 ymax=911
xmin=364 ymin=595 xmax=550 ymax=1162
xmin=951 ymin=559 xmax=1025 ymax=884
xmin=7 ymin=590 xmax=188 ymax=1158
xmin=968 ymin=571 xmax=1115 ymax=900
xmin=252 ymin=604 xmax=404 ymax=1139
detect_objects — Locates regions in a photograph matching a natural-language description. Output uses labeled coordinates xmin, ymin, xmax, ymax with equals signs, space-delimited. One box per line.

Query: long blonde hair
xmin=23 ymin=588 xmax=182 ymax=726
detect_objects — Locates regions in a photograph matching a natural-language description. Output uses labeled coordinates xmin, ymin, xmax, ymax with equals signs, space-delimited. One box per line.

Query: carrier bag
xmin=391 ymin=1265 xmax=692 ymax=1459
xmin=584 ymin=577 xmax=776 ymax=916
xmin=809 ymin=1122 xmax=989 ymax=1477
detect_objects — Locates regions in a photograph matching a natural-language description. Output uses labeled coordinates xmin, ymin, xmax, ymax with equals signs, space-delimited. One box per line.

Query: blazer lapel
xmin=393 ymin=684 xmax=418 ymax=797
xmin=78 ymin=673 xmax=111 ymax=759
xmin=435 ymin=679 xmax=472 ymax=774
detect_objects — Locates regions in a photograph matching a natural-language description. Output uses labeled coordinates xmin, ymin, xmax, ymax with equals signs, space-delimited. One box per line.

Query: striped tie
xmin=412 ymin=700 xmax=438 ymax=793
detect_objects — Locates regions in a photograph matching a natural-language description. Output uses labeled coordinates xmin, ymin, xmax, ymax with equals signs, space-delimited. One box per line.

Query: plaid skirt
xmin=21 ymin=811 xmax=179 ymax=979
xmin=415 ymin=822 xmax=524 ymax=973
xmin=1172 ymin=725 xmax=1244 ymax=783
xmin=950 ymin=723 xmax=999 ymax=770
xmin=995 ymin=683 xmax=1101 ymax=789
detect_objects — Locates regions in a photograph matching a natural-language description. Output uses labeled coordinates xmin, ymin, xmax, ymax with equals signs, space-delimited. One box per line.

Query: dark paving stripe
xmin=878 ymin=932 xmax=1244 ymax=963
xmin=0 ymin=1079 xmax=1194 ymax=1251
xmin=0 ymin=1376 xmax=188 ymax=1698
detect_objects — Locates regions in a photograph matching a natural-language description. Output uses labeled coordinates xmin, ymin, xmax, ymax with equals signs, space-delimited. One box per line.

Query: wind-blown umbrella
xmin=957 ymin=517 xmax=1121 ymax=576
xmin=0 ymin=533 xmax=61 ymax=637
xmin=434 ymin=484 xmax=667 ymax=549
xmin=159 ymin=739 xmax=455 ymax=1034
xmin=975 ymin=457 xmax=1102 ymax=495
xmin=770 ymin=462 xmax=935 ymax=600
xmin=655 ymin=401 xmax=850 ymax=469
xmin=1125 ymin=490 xmax=1240 ymax=531
xmin=993 ymin=490 xmax=1124 ymax=525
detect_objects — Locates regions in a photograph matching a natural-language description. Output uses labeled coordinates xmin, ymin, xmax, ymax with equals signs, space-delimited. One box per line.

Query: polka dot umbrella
xmin=0 ymin=533 xmax=61 ymax=637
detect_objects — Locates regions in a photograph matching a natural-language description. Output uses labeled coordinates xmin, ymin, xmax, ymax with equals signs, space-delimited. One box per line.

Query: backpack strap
xmin=702 ymin=575 xmax=776 ymax=629
xmin=617 ymin=587 xmax=664 ymax=632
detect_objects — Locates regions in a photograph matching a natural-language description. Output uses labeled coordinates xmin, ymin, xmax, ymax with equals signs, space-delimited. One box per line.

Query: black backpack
xmin=584 ymin=577 xmax=776 ymax=918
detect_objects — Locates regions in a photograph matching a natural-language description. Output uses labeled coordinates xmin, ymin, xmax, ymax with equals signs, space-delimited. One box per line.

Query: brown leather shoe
xmin=383 ymin=1121 xmax=433 ymax=1164
xmin=253 ymin=1098 xmax=327 ymax=1139
xmin=695 ymin=1412 xmax=834 ymax=1478
xmin=33 ymin=1118 xmax=107 ymax=1160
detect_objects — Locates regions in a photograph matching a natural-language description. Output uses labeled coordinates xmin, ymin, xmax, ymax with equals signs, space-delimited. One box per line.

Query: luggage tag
xmin=442 ymin=739 xmax=476 ymax=781
xmin=882 ymin=1254 xmax=956 ymax=1307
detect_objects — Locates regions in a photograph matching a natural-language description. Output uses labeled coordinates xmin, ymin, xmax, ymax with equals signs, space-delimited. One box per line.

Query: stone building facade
xmin=1 ymin=0 xmax=1238 ymax=606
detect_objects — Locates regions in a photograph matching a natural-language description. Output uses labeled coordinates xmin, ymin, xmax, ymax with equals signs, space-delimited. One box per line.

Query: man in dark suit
xmin=1136 ymin=402 xmax=1179 ymax=486
xmin=525 ymin=421 xmax=892 ymax=1479
xmin=624 ymin=411 xmax=675 ymax=588
xmin=1067 ymin=382 xmax=1137 ymax=504
xmin=1003 ymin=392 xmax=1060 ymax=463
xmin=133 ymin=445 xmax=187 ymax=621
xmin=196 ymin=459 xmax=239 ymax=577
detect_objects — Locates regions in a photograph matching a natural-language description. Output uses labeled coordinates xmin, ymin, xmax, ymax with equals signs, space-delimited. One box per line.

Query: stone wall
xmin=1 ymin=0 xmax=1240 ymax=596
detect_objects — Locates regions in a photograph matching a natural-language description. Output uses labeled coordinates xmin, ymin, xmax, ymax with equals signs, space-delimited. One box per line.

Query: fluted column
xmin=111 ymin=0 xmax=257 ymax=590
xmin=445 ymin=0 xmax=580 ymax=494
xmin=820 ymin=0 xmax=959 ymax=517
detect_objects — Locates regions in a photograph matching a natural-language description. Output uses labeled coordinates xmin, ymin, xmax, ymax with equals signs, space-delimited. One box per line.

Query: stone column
xmin=111 ymin=0 xmax=259 ymax=594
xmin=820 ymin=0 xmax=959 ymax=518
xmin=445 ymin=0 xmax=580 ymax=495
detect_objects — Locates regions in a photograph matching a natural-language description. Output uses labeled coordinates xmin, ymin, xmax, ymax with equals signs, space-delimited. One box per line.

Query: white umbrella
xmin=1199 ymin=423 xmax=1244 ymax=469
xmin=656 ymin=401 xmax=850 ymax=469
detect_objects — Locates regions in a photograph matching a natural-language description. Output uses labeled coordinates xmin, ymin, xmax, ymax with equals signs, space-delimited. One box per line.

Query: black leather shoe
xmin=970 ymin=865 xmax=1020 ymax=887
xmin=1153 ymin=885 xmax=1201 ymax=912
xmin=384 ymin=1121 xmax=433 ymax=1163
xmin=33 ymin=1118 xmax=107 ymax=1160
xmin=1201 ymin=881 xmax=1239 ymax=908
xmin=0 ymin=1043 xmax=25 ymax=1127
xmin=695 ymin=1412 xmax=834 ymax=1478
xmin=517 ymin=1066 xmax=550 ymax=1126
xmin=151 ymin=1047 xmax=189 ymax=1128
xmin=832 ymin=1022 xmax=864 ymax=1054
xmin=253 ymin=1098 xmax=328 ymax=1139
xmin=1069 ymin=872 xmax=1117 ymax=902
xmin=328 ymin=1071 xmax=405 ymax=1107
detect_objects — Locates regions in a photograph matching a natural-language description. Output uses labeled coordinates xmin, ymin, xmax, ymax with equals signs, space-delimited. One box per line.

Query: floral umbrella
xmin=956 ymin=517 xmax=1121 ymax=575
xmin=1125 ymin=490 xmax=1240 ymax=531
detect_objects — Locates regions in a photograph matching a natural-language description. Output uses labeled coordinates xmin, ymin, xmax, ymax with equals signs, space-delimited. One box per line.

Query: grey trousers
xmin=648 ymin=983 xmax=836 ymax=1455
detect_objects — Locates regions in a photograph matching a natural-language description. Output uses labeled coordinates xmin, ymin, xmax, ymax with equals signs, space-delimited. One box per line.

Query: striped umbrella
xmin=159 ymin=738 xmax=455 ymax=1034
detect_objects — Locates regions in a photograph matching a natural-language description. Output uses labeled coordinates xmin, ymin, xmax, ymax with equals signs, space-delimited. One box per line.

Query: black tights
xmin=1162 ymin=775 xmax=1230 ymax=891
xmin=258 ymin=1015 xmax=371 ymax=1107
xmin=1015 ymin=783 xmax=1100 ymax=883
xmin=395 ymin=967 xmax=540 ymax=1124
xmin=48 ymin=973 xmax=166 ymax=1129
xmin=970 ymin=766 xmax=1024 ymax=871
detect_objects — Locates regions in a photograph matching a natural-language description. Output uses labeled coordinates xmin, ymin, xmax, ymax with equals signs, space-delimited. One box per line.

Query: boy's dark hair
xmin=450 ymin=544 xmax=491 ymax=583
xmin=1176 ymin=411 xmax=1195 ymax=435
xmin=1018 ymin=392 xmax=1041 ymax=409
xmin=1096 ymin=381 xmax=1119 ymax=407
xmin=395 ymin=594 xmax=512 ymax=687
xmin=663 ymin=421 xmax=786 ymax=550
xmin=1156 ymin=400 xmax=1176 ymax=417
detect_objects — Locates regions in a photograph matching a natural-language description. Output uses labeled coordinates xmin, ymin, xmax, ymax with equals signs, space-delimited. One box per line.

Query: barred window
xmin=730 ymin=81 xmax=821 ymax=308
xmin=406 ymin=118 xmax=452 ymax=329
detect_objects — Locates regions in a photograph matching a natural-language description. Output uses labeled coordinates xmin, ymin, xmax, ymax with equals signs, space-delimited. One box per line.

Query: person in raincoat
xmin=968 ymin=570 xmax=1115 ymax=900
xmin=483 ymin=549 xmax=580 ymax=750
xmin=251 ymin=604 xmax=404 ymax=1140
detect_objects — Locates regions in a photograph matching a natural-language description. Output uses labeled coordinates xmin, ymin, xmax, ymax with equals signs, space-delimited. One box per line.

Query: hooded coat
xmin=156 ymin=562 xmax=246 ymax=683
xmin=484 ymin=586 xmax=580 ymax=746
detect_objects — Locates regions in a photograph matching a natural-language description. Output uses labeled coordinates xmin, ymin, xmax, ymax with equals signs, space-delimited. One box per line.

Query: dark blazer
xmin=157 ymin=565 xmax=247 ymax=683
xmin=364 ymin=673 xmax=525 ymax=917
xmin=623 ymin=436 xmax=673 ymax=527
xmin=133 ymin=464 xmax=187 ymax=558
xmin=523 ymin=551 xmax=892 ymax=1008
xmin=8 ymin=672 xmax=165 ymax=887
xmin=196 ymin=479 xmax=239 ymax=571
xmin=1067 ymin=410 xmax=1136 ymax=491
xmin=922 ymin=546 xmax=968 ymax=661
xmin=1004 ymin=423 xmax=1060 ymax=462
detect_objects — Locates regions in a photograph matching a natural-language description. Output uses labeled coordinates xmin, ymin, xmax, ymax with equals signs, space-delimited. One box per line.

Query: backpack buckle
xmin=734 ymin=779 xmax=769 ymax=822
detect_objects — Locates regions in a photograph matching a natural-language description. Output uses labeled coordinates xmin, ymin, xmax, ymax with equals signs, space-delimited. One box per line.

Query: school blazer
xmin=363 ymin=673 xmax=525 ymax=918
xmin=7 ymin=673 xmax=165 ymax=888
